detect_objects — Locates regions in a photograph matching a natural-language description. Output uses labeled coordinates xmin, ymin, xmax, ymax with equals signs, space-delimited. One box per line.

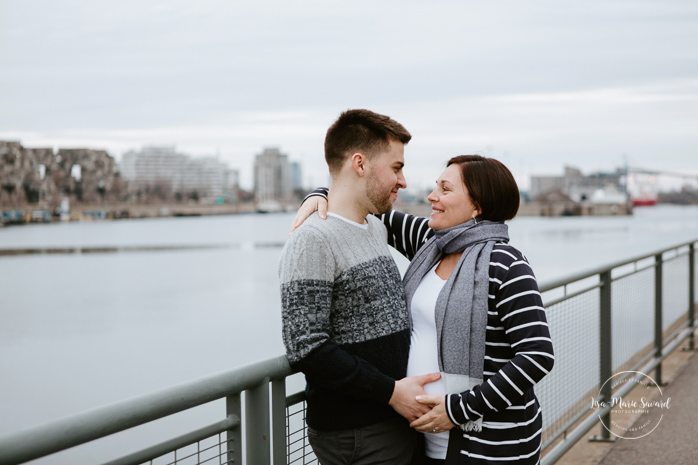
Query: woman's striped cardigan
xmin=381 ymin=210 xmax=554 ymax=465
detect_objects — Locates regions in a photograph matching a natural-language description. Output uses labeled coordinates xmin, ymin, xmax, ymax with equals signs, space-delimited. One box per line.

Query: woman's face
xmin=427 ymin=164 xmax=481 ymax=231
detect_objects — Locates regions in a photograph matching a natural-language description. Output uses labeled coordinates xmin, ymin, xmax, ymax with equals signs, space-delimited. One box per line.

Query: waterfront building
xmin=290 ymin=161 xmax=303 ymax=190
xmin=120 ymin=146 xmax=239 ymax=202
xmin=525 ymin=166 xmax=631 ymax=216
xmin=120 ymin=146 xmax=188 ymax=194
xmin=180 ymin=157 xmax=239 ymax=202
xmin=0 ymin=140 xmax=116 ymax=207
xmin=530 ymin=166 xmax=626 ymax=203
xmin=57 ymin=148 xmax=117 ymax=203
xmin=253 ymin=147 xmax=293 ymax=210
xmin=529 ymin=174 xmax=567 ymax=200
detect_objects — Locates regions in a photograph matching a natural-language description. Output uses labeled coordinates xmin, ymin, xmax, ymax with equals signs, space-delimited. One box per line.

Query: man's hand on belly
xmin=389 ymin=372 xmax=441 ymax=421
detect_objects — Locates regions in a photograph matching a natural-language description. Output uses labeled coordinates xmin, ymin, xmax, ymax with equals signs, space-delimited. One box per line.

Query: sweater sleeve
xmin=445 ymin=246 xmax=555 ymax=425
xmin=377 ymin=210 xmax=433 ymax=260
xmin=279 ymin=228 xmax=396 ymax=404
xmin=302 ymin=187 xmax=329 ymax=203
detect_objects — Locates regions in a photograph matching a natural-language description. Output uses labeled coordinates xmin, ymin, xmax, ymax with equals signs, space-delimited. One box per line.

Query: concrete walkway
xmin=597 ymin=350 xmax=698 ymax=465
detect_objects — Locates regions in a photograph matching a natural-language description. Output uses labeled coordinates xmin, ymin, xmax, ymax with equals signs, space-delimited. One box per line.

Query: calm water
xmin=1 ymin=206 xmax=698 ymax=463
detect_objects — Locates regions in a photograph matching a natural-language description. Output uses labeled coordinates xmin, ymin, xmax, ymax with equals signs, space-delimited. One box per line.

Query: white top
xmin=406 ymin=265 xmax=449 ymax=459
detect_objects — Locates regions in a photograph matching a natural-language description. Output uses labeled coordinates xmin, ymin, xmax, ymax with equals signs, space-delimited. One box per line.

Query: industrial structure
xmin=526 ymin=166 xmax=631 ymax=216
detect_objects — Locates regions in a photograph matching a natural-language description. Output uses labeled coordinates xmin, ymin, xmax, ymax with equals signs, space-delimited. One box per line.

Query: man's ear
xmin=350 ymin=152 xmax=366 ymax=176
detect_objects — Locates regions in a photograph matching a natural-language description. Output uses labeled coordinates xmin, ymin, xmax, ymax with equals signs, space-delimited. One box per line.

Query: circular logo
xmin=590 ymin=371 xmax=671 ymax=439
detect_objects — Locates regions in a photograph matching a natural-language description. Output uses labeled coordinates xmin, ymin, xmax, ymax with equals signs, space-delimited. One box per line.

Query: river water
xmin=1 ymin=205 xmax=698 ymax=463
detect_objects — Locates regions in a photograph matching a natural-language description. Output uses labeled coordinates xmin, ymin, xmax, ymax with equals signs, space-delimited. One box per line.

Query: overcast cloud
xmin=1 ymin=0 xmax=697 ymax=189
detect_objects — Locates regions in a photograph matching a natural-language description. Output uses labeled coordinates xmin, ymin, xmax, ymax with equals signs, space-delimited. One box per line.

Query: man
xmin=279 ymin=109 xmax=439 ymax=465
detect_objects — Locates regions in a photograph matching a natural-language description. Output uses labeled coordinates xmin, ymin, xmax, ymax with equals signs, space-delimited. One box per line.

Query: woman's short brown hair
xmin=447 ymin=155 xmax=520 ymax=222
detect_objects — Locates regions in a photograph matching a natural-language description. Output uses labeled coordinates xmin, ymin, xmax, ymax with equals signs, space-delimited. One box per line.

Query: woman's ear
xmin=473 ymin=203 xmax=482 ymax=219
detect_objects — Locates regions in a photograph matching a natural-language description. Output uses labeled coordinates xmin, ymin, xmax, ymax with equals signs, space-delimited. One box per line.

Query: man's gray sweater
xmin=279 ymin=213 xmax=410 ymax=431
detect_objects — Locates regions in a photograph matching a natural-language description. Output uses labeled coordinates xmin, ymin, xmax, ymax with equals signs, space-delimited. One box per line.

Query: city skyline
xmin=1 ymin=1 xmax=696 ymax=192
xmin=4 ymin=138 xmax=695 ymax=202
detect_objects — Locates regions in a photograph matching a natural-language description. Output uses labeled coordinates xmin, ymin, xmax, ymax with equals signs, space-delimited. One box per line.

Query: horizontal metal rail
xmin=541 ymin=394 xmax=603 ymax=451
xmin=0 ymin=356 xmax=291 ymax=465
xmin=102 ymin=416 xmax=240 ymax=465
xmin=539 ymin=238 xmax=695 ymax=293
xmin=544 ymin=282 xmax=602 ymax=307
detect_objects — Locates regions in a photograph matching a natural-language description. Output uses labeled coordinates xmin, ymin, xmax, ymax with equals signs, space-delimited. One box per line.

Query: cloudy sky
xmin=1 ymin=0 xmax=697 ymax=190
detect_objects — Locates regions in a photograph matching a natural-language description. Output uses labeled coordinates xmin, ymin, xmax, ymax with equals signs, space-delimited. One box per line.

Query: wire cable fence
xmin=538 ymin=241 xmax=697 ymax=465
xmin=0 ymin=241 xmax=695 ymax=465
xmin=138 ymin=433 xmax=231 ymax=465
xmin=285 ymin=397 xmax=316 ymax=465
xmin=611 ymin=264 xmax=655 ymax=374
xmin=536 ymin=287 xmax=600 ymax=449
xmin=663 ymin=250 xmax=690 ymax=333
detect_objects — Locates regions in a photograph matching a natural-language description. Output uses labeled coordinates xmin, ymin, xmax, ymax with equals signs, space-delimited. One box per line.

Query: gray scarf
xmin=403 ymin=218 xmax=509 ymax=431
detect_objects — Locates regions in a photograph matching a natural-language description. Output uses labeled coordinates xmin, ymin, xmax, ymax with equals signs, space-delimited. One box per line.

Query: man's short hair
xmin=324 ymin=109 xmax=411 ymax=175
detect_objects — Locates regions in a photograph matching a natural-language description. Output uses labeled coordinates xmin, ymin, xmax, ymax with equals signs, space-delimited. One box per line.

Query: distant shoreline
xmin=3 ymin=201 xmax=695 ymax=229
xmin=0 ymin=242 xmax=291 ymax=257
xmin=0 ymin=202 xmax=264 ymax=226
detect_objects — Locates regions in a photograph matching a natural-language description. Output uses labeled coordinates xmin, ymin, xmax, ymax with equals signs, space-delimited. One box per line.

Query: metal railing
xmin=0 ymin=357 xmax=309 ymax=465
xmin=537 ymin=239 xmax=696 ymax=464
xmin=0 ymin=240 xmax=696 ymax=465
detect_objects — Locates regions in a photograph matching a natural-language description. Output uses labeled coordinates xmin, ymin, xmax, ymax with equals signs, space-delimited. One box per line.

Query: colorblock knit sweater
xmin=279 ymin=213 xmax=411 ymax=431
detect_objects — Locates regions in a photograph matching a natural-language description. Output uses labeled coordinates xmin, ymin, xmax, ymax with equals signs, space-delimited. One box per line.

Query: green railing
xmin=0 ymin=240 xmax=695 ymax=465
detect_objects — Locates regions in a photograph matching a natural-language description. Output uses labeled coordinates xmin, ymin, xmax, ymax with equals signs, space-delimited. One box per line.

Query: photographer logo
xmin=590 ymin=371 xmax=671 ymax=439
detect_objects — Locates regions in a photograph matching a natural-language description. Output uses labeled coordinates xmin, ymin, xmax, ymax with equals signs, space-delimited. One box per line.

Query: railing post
xmin=598 ymin=270 xmax=613 ymax=440
xmin=246 ymin=378 xmax=271 ymax=464
xmin=689 ymin=243 xmax=695 ymax=350
xmin=271 ymin=379 xmax=287 ymax=465
xmin=654 ymin=253 xmax=663 ymax=384
xmin=226 ymin=394 xmax=242 ymax=465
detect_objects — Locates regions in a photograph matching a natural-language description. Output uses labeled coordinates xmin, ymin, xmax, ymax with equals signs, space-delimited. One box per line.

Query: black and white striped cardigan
xmin=381 ymin=209 xmax=554 ymax=465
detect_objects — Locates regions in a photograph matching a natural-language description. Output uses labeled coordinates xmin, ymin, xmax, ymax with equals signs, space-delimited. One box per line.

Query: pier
xmin=0 ymin=239 xmax=696 ymax=465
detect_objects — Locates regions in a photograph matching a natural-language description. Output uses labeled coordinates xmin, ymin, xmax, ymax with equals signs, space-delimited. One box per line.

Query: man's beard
xmin=365 ymin=171 xmax=395 ymax=215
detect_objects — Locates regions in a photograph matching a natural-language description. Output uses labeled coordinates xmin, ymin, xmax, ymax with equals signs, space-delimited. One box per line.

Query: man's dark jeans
xmin=307 ymin=415 xmax=416 ymax=465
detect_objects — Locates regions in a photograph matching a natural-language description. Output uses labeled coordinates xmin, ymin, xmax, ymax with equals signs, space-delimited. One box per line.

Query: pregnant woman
xmin=296 ymin=155 xmax=554 ymax=465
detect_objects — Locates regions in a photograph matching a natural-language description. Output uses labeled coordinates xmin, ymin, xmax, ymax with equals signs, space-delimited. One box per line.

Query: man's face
xmin=364 ymin=139 xmax=406 ymax=215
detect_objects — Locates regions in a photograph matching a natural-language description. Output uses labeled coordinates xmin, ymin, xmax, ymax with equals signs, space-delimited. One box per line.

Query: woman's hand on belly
xmin=409 ymin=395 xmax=457 ymax=434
